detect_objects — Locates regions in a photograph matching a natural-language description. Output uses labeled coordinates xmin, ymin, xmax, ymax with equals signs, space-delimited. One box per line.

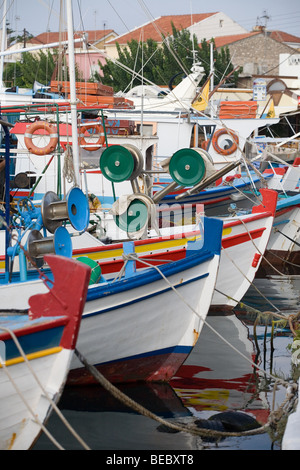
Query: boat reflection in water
xmin=33 ymin=382 xmax=201 ymax=450
xmin=33 ymin=294 xmax=296 ymax=451
xmin=170 ymin=314 xmax=271 ymax=424
xmin=241 ymin=273 xmax=300 ymax=314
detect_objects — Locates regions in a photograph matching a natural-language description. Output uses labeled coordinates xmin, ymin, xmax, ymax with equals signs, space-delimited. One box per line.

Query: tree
xmin=3 ymin=50 xmax=57 ymax=88
xmin=94 ymin=38 xmax=165 ymax=91
xmin=2 ymin=49 xmax=84 ymax=89
xmin=95 ymin=24 xmax=241 ymax=92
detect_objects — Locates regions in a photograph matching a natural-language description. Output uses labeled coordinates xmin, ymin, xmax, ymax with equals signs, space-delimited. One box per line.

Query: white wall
xmin=279 ymin=53 xmax=300 ymax=79
xmin=187 ymin=12 xmax=248 ymax=41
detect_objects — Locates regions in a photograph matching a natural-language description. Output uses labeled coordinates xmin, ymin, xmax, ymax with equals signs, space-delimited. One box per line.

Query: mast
xmin=0 ymin=0 xmax=7 ymax=88
xmin=210 ymin=42 xmax=214 ymax=119
xmin=66 ymin=0 xmax=80 ymax=186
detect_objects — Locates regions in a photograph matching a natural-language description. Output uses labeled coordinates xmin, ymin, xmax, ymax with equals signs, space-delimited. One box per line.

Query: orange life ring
xmin=24 ymin=121 xmax=58 ymax=155
xmin=212 ymin=128 xmax=239 ymax=156
xmin=79 ymin=123 xmax=105 ymax=151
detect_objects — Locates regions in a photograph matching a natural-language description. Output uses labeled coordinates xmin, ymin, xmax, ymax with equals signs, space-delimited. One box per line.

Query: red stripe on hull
xmin=222 ymin=228 xmax=265 ymax=249
xmin=67 ymin=351 xmax=190 ymax=385
xmin=100 ymin=249 xmax=186 ymax=275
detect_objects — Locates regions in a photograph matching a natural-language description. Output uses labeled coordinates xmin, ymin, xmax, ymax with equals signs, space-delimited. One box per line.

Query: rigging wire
xmin=106 ymin=0 xmax=131 ymax=33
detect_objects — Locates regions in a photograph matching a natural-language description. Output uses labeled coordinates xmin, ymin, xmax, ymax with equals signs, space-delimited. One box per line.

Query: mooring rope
xmin=74 ymin=253 xmax=299 ymax=444
xmin=124 ymin=254 xmax=294 ymax=385
xmin=1 ymin=221 xmax=299 ymax=445
xmin=274 ymin=227 xmax=300 ymax=249
xmin=0 ymin=325 xmax=91 ymax=450
xmin=221 ymin=246 xmax=282 ymax=312
xmin=74 ymin=347 xmax=279 ymax=441
xmin=0 ymin=350 xmax=65 ymax=450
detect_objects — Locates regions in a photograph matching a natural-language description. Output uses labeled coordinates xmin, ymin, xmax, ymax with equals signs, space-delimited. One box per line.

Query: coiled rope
xmin=63 ymin=144 xmax=75 ymax=184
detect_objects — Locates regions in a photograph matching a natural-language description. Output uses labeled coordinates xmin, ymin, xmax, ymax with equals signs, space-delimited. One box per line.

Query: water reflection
xmin=33 ymin=275 xmax=298 ymax=451
xmin=241 ymin=274 xmax=300 ymax=313
xmin=171 ymin=315 xmax=270 ymax=424
xmin=33 ymin=383 xmax=200 ymax=450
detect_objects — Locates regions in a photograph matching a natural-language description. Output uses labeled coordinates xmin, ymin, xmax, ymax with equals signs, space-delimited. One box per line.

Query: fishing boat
xmin=68 ymin=188 xmax=277 ymax=314
xmin=0 ymin=254 xmax=90 ymax=450
xmin=0 ymin=153 xmax=223 ymax=385
xmin=4 ymin=100 xmax=277 ymax=211
xmin=0 ymin=2 xmax=221 ymax=386
xmin=0 ymin=214 xmax=223 ymax=384
xmin=0 ymin=129 xmax=278 ymax=314
xmin=259 ymin=193 xmax=300 ymax=272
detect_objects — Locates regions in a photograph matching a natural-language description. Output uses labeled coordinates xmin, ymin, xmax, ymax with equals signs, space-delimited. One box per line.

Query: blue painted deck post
xmin=123 ymin=241 xmax=137 ymax=278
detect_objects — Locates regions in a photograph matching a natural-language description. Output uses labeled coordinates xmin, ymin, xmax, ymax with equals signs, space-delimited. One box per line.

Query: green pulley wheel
xmin=100 ymin=145 xmax=135 ymax=182
xmin=114 ymin=199 xmax=149 ymax=233
xmin=169 ymin=148 xmax=206 ymax=186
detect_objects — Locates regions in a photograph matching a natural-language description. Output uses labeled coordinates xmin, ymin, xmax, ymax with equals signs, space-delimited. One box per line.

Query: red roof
xmin=269 ymin=30 xmax=300 ymax=44
xmin=29 ymin=29 xmax=115 ymax=45
xmin=206 ymin=30 xmax=300 ymax=49
xmin=211 ymin=32 xmax=260 ymax=48
xmin=108 ymin=13 xmax=217 ymax=44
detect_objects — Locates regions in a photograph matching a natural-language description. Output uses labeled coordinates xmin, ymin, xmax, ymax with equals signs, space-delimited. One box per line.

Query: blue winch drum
xmin=53 ymin=226 xmax=72 ymax=258
xmin=67 ymin=187 xmax=90 ymax=232
xmin=42 ymin=187 xmax=90 ymax=233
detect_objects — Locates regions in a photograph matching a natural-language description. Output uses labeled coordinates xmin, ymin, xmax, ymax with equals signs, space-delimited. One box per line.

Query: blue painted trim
xmin=273 ymin=219 xmax=290 ymax=227
xmin=2 ymin=325 xmax=64 ymax=362
xmin=86 ymin=248 xmax=214 ymax=301
xmin=0 ymin=268 xmax=54 ymax=285
xmin=276 ymin=194 xmax=300 ymax=210
xmin=96 ymin=344 xmax=192 ymax=367
xmin=84 ymin=271 xmax=209 ymax=317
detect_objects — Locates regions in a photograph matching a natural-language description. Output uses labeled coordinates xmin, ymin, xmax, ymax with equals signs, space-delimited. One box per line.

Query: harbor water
xmin=33 ymin=271 xmax=300 ymax=451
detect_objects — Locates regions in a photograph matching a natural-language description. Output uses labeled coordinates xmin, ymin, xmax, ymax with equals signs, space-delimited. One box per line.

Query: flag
xmin=192 ymin=80 xmax=210 ymax=112
xmin=267 ymin=99 xmax=275 ymax=118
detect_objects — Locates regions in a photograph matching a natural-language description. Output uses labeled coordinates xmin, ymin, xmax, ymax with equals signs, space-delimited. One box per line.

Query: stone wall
xmin=220 ymin=34 xmax=296 ymax=76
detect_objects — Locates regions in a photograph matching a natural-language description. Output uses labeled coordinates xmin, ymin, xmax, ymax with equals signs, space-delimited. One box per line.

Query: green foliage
xmin=96 ymin=23 xmax=241 ymax=92
xmin=3 ymin=50 xmax=57 ymax=88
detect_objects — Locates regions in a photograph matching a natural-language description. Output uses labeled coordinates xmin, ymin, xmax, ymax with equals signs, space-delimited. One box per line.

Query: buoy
xmin=194 ymin=410 xmax=260 ymax=442
xmin=209 ymin=410 xmax=260 ymax=432
xmin=24 ymin=121 xmax=58 ymax=155
xmin=212 ymin=128 xmax=239 ymax=156
xmin=79 ymin=122 xmax=105 ymax=151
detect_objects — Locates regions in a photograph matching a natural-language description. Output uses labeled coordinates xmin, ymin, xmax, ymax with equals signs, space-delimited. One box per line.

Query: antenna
xmin=257 ymin=10 xmax=271 ymax=30
xmin=261 ymin=10 xmax=271 ymax=28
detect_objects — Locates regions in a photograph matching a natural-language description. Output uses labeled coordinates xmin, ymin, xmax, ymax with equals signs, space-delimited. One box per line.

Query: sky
xmin=3 ymin=0 xmax=300 ymax=38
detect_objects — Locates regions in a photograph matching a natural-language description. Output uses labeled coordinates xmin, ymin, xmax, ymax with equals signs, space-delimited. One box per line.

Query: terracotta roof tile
xmin=29 ymin=30 xmax=114 ymax=45
xmin=211 ymin=32 xmax=261 ymax=48
xmin=269 ymin=30 xmax=300 ymax=43
xmin=107 ymin=13 xmax=217 ymax=44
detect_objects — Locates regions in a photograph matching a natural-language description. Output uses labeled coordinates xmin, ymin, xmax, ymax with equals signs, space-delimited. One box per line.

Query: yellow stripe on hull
xmin=73 ymin=235 xmax=205 ymax=262
xmin=0 ymin=346 xmax=63 ymax=368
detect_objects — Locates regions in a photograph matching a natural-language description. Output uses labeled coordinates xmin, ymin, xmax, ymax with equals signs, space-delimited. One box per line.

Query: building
xmin=268 ymin=31 xmax=300 ymax=50
xmin=3 ymin=29 xmax=118 ymax=81
xmin=211 ymin=29 xmax=300 ymax=86
xmin=3 ymin=12 xmax=300 ymax=88
xmin=105 ymin=12 xmax=248 ymax=59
